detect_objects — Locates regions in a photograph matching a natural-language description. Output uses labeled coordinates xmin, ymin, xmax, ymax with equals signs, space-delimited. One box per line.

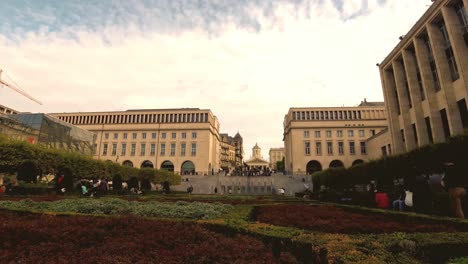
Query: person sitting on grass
xmin=375 ymin=186 xmax=390 ymax=209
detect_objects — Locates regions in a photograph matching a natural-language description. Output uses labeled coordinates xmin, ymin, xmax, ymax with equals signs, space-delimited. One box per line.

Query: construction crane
xmin=0 ymin=69 xmax=42 ymax=105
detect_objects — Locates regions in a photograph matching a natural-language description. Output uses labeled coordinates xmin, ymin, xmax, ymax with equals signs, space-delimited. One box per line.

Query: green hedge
xmin=0 ymin=136 xmax=180 ymax=184
xmin=312 ymin=134 xmax=468 ymax=191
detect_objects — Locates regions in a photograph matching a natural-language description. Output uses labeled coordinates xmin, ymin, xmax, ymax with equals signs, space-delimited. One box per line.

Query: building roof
xmin=358 ymin=99 xmax=385 ymax=107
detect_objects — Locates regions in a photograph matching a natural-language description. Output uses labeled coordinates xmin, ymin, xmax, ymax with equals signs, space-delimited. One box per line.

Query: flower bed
xmin=0 ymin=210 xmax=297 ymax=263
xmin=255 ymin=204 xmax=460 ymax=234
xmin=0 ymin=198 xmax=233 ymax=219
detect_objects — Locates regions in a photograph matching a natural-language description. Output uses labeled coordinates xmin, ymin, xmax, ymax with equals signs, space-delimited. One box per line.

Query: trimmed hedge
xmin=0 ymin=136 xmax=180 ymax=184
xmin=312 ymin=134 xmax=468 ymax=191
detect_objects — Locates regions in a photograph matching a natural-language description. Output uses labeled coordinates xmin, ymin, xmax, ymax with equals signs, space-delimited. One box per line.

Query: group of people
xmin=371 ymin=161 xmax=466 ymax=219
xmin=77 ymin=178 xmax=109 ymax=197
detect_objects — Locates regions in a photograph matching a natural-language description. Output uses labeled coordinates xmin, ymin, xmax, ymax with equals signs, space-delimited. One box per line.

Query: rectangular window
xmin=338 ymin=142 xmax=344 ymax=155
xmin=150 ymin=144 xmax=155 ymax=156
xmin=315 ymin=131 xmax=321 ymax=138
xmin=131 ymin=144 xmax=136 ymax=156
xmin=192 ymin=132 xmax=197 ymax=139
xmin=102 ymin=144 xmax=108 ymax=155
xmin=123 ymin=133 xmax=128 ymax=139
xmin=170 ymin=143 xmax=176 ymax=156
xmin=327 ymin=142 xmax=333 ymax=155
xmin=182 ymin=132 xmax=187 ymax=139
xmin=172 ymin=132 xmax=176 ymax=139
xmin=152 ymin=133 xmax=157 ymax=139
xmin=121 ymin=143 xmax=126 ymax=156
xmin=142 ymin=133 xmax=146 ymax=139
xmin=304 ymin=130 xmax=310 ymax=138
xmin=359 ymin=130 xmax=365 ymax=137
xmin=132 ymin=133 xmax=137 ymax=139
xmin=105 ymin=133 xmax=109 ymax=140
xmin=161 ymin=132 xmax=166 ymax=139
xmin=401 ymin=129 xmax=405 ymax=143
xmin=400 ymin=60 xmax=413 ymax=108
xmin=326 ymin=130 xmax=332 ymax=138
xmin=348 ymin=130 xmax=354 ymax=137
xmin=113 ymin=133 xmax=118 ymax=139
xmin=360 ymin=142 xmax=367 ymax=155
xmin=191 ymin=143 xmax=197 ymax=156
xmin=112 ymin=143 xmax=117 ymax=156
xmin=440 ymin=108 xmax=451 ymax=139
xmin=422 ymin=34 xmax=441 ymax=91
xmin=412 ymin=124 xmax=418 ymax=144
xmin=458 ymin=99 xmax=468 ymax=128
xmin=305 ymin=141 xmax=310 ymax=155
xmin=370 ymin=130 xmax=376 ymax=136
xmin=315 ymin=142 xmax=322 ymax=155
xmin=349 ymin=142 xmax=355 ymax=155
xmin=160 ymin=143 xmax=166 ymax=156
xmin=439 ymin=21 xmax=459 ymax=81
xmin=381 ymin=146 xmax=387 ymax=157
xmin=181 ymin=143 xmax=186 ymax=156
xmin=337 ymin=130 xmax=343 ymax=137
xmin=140 ymin=143 xmax=146 ymax=156
xmin=425 ymin=117 xmax=434 ymax=144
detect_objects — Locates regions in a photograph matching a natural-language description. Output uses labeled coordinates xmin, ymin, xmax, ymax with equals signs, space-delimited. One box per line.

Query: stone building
xmin=50 ymin=108 xmax=221 ymax=175
xmin=283 ymin=101 xmax=388 ymax=175
xmin=269 ymin=147 xmax=285 ymax=170
xmin=379 ymin=0 xmax=468 ymax=154
xmin=219 ymin=133 xmax=237 ymax=173
xmin=245 ymin=143 xmax=269 ymax=172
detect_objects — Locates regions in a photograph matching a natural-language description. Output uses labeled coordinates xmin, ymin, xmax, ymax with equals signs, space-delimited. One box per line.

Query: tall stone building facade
xmin=51 ymin=108 xmax=221 ymax=175
xmin=269 ymin=147 xmax=285 ymax=170
xmin=379 ymin=0 xmax=468 ymax=154
xmin=283 ymin=102 xmax=388 ymax=176
xmin=219 ymin=133 xmax=238 ymax=173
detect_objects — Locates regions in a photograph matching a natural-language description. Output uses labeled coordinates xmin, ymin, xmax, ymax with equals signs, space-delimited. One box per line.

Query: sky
xmin=0 ymin=0 xmax=431 ymax=159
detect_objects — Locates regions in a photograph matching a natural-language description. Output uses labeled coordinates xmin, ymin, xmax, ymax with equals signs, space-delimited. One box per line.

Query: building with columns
xmin=0 ymin=104 xmax=18 ymax=115
xmin=245 ymin=143 xmax=270 ymax=172
xmin=269 ymin=147 xmax=285 ymax=170
xmin=283 ymin=101 xmax=388 ymax=175
xmin=379 ymin=0 xmax=468 ymax=154
xmin=50 ymin=108 xmax=221 ymax=175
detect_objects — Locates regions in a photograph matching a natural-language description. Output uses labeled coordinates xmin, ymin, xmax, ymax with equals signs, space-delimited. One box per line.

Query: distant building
xmin=245 ymin=143 xmax=269 ymax=171
xmin=50 ymin=108 xmax=221 ymax=175
xmin=283 ymin=101 xmax=388 ymax=175
xmin=0 ymin=104 xmax=19 ymax=115
xmin=269 ymin=147 xmax=285 ymax=170
xmin=379 ymin=0 xmax=468 ymax=154
xmin=219 ymin=133 xmax=237 ymax=173
xmin=1 ymin=113 xmax=95 ymax=155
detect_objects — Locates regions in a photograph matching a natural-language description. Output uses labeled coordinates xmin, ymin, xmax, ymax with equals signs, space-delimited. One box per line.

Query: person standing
xmin=375 ymin=187 xmax=390 ymax=209
xmin=442 ymin=162 xmax=467 ymax=219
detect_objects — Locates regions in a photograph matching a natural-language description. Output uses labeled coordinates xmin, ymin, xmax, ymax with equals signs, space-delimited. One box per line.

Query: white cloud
xmin=0 ymin=0 xmax=430 ymax=159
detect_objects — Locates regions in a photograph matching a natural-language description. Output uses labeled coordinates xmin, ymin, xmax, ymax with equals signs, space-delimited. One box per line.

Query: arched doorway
xmin=329 ymin=160 xmax=344 ymax=168
xmin=306 ymin=160 xmax=322 ymax=175
xmin=141 ymin=160 xmax=154 ymax=168
xmin=181 ymin=160 xmax=195 ymax=175
xmin=161 ymin=160 xmax=174 ymax=172
xmin=352 ymin=159 xmax=364 ymax=166
xmin=122 ymin=160 xmax=134 ymax=167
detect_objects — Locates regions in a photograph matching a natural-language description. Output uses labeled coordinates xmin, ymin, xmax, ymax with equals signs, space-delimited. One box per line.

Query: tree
xmin=276 ymin=157 xmax=285 ymax=172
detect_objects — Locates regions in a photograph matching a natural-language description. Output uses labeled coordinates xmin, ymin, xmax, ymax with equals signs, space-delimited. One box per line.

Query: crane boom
xmin=0 ymin=69 xmax=42 ymax=105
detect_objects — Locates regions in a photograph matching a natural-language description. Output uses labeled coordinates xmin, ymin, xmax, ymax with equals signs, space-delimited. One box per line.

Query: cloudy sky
xmin=0 ymin=0 xmax=430 ymax=159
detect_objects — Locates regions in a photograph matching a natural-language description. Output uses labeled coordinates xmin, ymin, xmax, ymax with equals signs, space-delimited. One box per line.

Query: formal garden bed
xmin=0 ymin=210 xmax=297 ymax=263
xmin=253 ymin=204 xmax=463 ymax=234
xmin=2 ymin=196 xmax=468 ymax=263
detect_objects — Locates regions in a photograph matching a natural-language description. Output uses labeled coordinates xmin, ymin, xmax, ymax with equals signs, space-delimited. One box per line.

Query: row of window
xmin=389 ymin=1 xmax=466 ymax=114
xmin=292 ymin=110 xmax=383 ymax=121
xmin=304 ymin=141 xmax=367 ymax=155
xmin=100 ymin=143 xmax=197 ymax=157
xmin=303 ymin=129 xmax=376 ymax=138
xmin=104 ymin=131 xmax=197 ymax=140
xmin=58 ymin=112 xmax=210 ymax=125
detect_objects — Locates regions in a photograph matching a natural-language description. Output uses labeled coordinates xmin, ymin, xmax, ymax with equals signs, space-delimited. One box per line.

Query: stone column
xmin=402 ymin=48 xmax=430 ymax=146
xmin=442 ymin=5 xmax=468 ymax=105
xmin=414 ymin=36 xmax=444 ymax=143
xmin=380 ymin=68 xmax=405 ymax=153
xmin=393 ymin=60 xmax=416 ymax=151
xmin=427 ymin=22 xmax=463 ymax=135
